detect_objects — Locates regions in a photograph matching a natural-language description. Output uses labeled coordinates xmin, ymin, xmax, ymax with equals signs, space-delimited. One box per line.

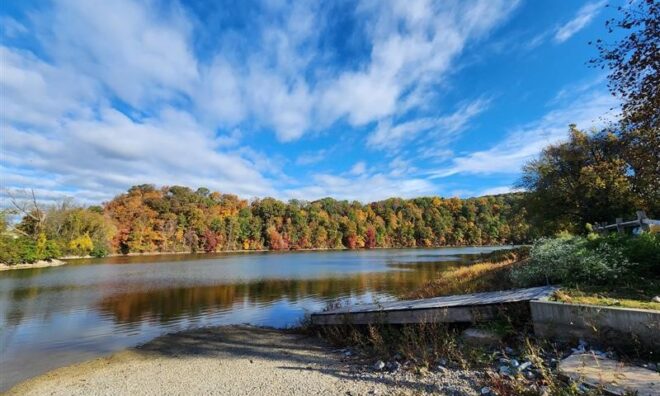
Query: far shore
xmin=1 ymin=244 xmax=517 ymax=271
xmin=0 ymin=259 xmax=67 ymax=271
xmin=62 ymin=243 xmax=516 ymax=260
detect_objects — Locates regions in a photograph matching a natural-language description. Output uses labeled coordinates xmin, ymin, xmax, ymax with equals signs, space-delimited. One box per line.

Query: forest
xmin=1 ymin=189 xmax=531 ymax=262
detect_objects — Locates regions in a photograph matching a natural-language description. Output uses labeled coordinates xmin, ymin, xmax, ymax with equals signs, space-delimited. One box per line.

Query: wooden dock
xmin=311 ymin=286 xmax=557 ymax=325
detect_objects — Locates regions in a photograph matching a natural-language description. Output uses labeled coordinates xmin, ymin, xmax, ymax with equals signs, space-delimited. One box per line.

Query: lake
xmin=0 ymin=246 xmax=507 ymax=390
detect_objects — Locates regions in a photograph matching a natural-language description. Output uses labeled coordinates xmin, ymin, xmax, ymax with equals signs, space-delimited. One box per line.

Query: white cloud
xmin=0 ymin=16 xmax=28 ymax=38
xmin=368 ymin=98 xmax=489 ymax=151
xmin=0 ymin=46 xmax=98 ymax=127
xmin=318 ymin=1 xmax=516 ymax=129
xmin=3 ymin=106 xmax=276 ymax=199
xmin=554 ymin=1 xmax=606 ymax=43
xmin=350 ymin=161 xmax=367 ymax=175
xmin=479 ymin=186 xmax=522 ymax=196
xmin=285 ymin=173 xmax=436 ymax=203
xmin=42 ymin=0 xmax=199 ymax=107
xmin=431 ymin=89 xmax=618 ymax=177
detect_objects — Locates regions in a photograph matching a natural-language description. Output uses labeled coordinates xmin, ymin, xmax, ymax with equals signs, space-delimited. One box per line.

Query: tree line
xmin=1 ymin=189 xmax=531 ymax=262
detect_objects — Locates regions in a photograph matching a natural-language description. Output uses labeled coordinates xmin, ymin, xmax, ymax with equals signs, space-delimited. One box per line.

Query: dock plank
xmin=311 ymin=286 xmax=557 ymax=325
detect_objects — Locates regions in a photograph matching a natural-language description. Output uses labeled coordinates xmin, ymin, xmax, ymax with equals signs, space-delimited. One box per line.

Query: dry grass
xmin=407 ymin=256 xmax=528 ymax=299
xmin=552 ymin=289 xmax=660 ymax=311
xmin=316 ymin=322 xmax=468 ymax=368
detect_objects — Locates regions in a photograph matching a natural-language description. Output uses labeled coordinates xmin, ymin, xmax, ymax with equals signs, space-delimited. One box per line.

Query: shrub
xmin=588 ymin=233 xmax=659 ymax=278
xmin=510 ymin=236 xmax=629 ymax=287
xmin=0 ymin=236 xmax=37 ymax=264
xmin=90 ymin=244 xmax=109 ymax=258
xmin=0 ymin=235 xmax=61 ymax=265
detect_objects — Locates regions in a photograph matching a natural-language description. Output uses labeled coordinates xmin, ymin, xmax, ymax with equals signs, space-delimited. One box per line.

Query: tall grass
xmin=407 ymin=247 xmax=529 ymax=299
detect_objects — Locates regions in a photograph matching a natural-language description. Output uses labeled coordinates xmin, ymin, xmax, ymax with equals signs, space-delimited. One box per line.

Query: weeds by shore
xmin=407 ymin=247 xmax=529 ymax=299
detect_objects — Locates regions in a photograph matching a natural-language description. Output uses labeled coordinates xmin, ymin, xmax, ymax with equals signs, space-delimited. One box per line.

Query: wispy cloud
xmin=285 ymin=172 xmax=436 ymax=202
xmin=368 ymin=98 xmax=490 ymax=151
xmin=480 ymin=186 xmax=522 ymax=196
xmin=430 ymin=89 xmax=617 ymax=178
xmin=554 ymin=1 xmax=606 ymax=43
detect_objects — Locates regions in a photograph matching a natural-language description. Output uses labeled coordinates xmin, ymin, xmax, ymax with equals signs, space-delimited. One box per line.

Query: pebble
xmin=386 ymin=361 xmax=402 ymax=373
xmin=499 ymin=366 xmax=511 ymax=375
xmin=510 ymin=359 xmax=520 ymax=368
xmin=518 ymin=361 xmax=532 ymax=371
xmin=480 ymin=386 xmax=491 ymax=395
xmin=373 ymin=360 xmax=385 ymax=371
xmin=504 ymin=347 xmax=514 ymax=355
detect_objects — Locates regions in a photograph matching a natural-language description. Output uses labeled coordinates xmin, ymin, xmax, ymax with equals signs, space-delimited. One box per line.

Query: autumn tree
xmin=519 ymin=125 xmax=638 ymax=234
xmin=590 ymin=0 xmax=659 ymax=215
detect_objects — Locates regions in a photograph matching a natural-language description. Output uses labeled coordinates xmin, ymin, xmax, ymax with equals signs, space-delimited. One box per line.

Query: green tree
xmin=519 ymin=126 xmax=637 ymax=233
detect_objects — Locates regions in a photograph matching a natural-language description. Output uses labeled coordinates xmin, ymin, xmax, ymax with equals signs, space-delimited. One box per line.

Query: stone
xmin=510 ymin=359 xmax=520 ymax=368
xmin=386 ymin=361 xmax=402 ymax=373
xmin=504 ymin=347 xmax=514 ymax=355
xmin=560 ymin=352 xmax=660 ymax=396
xmin=373 ymin=360 xmax=385 ymax=371
xmin=499 ymin=366 xmax=511 ymax=376
xmin=652 ymin=296 xmax=660 ymax=303
xmin=518 ymin=361 xmax=532 ymax=371
xmin=461 ymin=328 xmax=501 ymax=347
xmin=480 ymin=386 xmax=491 ymax=395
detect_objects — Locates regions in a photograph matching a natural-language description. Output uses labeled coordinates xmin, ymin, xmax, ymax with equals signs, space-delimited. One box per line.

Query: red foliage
xmin=268 ymin=227 xmax=289 ymax=250
xmin=345 ymin=234 xmax=357 ymax=249
xmin=365 ymin=228 xmax=376 ymax=249
xmin=203 ymin=230 xmax=219 ymax=253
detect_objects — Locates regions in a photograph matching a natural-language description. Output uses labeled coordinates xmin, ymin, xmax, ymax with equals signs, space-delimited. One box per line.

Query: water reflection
xmin=0 ymin=247 xmax=504 ymax=390
xmin=96 ymin=259 xmax=468 ymax=324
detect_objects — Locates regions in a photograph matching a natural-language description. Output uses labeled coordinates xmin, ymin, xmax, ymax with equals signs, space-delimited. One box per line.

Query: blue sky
xmin=1 ymin=0 xmax=621 ymax=204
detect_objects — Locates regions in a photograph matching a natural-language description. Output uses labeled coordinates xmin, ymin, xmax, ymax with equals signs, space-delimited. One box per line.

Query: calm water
xmin=0 ymin=246 xmax=506 ymax=390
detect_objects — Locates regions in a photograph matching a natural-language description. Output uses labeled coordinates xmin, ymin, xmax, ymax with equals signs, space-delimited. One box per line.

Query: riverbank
xmin=5 ymin=325 xmax=485 ymax=396
xmin=0 ymin=259 xmax=66 ymax=271
xmin=61 ymin=244 xmax=517 ymax=260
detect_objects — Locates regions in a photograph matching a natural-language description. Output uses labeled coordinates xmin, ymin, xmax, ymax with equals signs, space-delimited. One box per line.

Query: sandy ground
xmin=0 ymin=259 xmax=66 ymax=271
xmin=5 ymin=325 xmax=483 ymax=396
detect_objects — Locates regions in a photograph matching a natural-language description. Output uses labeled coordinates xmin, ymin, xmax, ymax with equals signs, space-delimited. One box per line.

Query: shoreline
xmin=4 ymin=325 xmax=483 ymax=396
xmin=0 ymin=259 xmax=67 ymax=271
xmin=1 ymin=244 xmax=518 ymax=271
xmin=61 ymin=243 xmax=517 ymax=260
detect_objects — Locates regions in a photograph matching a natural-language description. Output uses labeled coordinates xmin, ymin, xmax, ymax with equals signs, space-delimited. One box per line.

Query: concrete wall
xmin=530 ymin=300 xmax=660 ymax=352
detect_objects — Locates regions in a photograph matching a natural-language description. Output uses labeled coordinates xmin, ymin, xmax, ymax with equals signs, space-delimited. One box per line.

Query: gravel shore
xmin=6 ymin=325 xmax=484 ymax=396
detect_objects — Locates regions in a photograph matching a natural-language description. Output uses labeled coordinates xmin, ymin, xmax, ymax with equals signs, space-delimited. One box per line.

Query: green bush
xmin=588 ymin=233 xmax=659 ymax=278
xmin=0 ymin=235 xmax=61 ymax=265
xmin=90 ymin=244 xmax=109 ymax=258
xmin=510 ymin=235 xmax=629 ymax=287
